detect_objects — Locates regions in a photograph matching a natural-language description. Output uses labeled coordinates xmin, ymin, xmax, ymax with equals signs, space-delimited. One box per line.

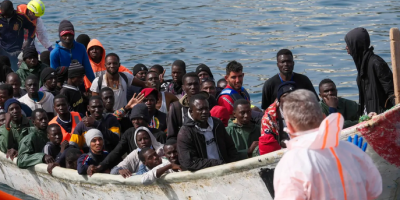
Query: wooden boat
xmin=0 ymin=106 xmax=400 ymax=200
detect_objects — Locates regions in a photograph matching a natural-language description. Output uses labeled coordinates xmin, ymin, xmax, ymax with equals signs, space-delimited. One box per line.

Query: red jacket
xmin=217 ymin=85 xmax=241 ymax=115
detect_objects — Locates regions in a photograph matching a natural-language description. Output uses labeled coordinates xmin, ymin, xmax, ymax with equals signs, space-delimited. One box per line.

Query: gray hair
xmin=282 ymin=89 xmax=324 ymax=132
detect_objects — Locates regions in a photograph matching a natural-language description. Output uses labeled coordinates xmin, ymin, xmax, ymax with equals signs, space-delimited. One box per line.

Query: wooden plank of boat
xmin=0 ymin=106 xmax=399 ymax=200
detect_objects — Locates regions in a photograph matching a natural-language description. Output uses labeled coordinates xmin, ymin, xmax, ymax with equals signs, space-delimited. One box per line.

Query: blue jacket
xmin=50 ymin=40 xmax=95 ymax=82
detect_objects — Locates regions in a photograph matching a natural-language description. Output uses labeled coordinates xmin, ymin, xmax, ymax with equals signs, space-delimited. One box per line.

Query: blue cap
xmin=277 ymin=81 xmax=297 ymax=102
xmin=4 ymin=99 xmax=20 ymax=113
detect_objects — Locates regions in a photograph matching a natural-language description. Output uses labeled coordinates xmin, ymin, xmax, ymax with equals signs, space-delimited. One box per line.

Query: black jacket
xmin=177 ymin=116 xmax=239 ymax=171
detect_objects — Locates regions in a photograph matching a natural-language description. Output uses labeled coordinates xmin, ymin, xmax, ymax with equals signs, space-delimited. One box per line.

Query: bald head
xmin=6 ymin=73 xmax=21 ymax=84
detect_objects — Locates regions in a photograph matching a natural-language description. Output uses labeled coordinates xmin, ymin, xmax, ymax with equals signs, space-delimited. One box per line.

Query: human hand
xmin=171 ymin=163 xmax=182 ymax=171
xmin=126 ymin=93 xmax=145 ymax=110
xmin=60 ymin=141 xmax=69 ymax=153
xmin=87 ymin=165 xmax=102 ymax=177
xmin=247 ymin=141 xmax=259 ymax=158
xmin=119 ymin=169 xmax=132 ymax=178
xmin=159 ymin=69 xmax=166 ymax=83
xmin=347 ymin=134 xmax=367 ymax=152
xmin=83 ymin=112 xmax=95 ymax=127
xmin=323 ymin=96 xmax=338 ymax=108
xmin=6 ymin=148 xmax=18 ymax=161
xmin=47 ymin=162 xmax=60 ymax=175
xmin=43 ymin=155 xmax=55 ymax=164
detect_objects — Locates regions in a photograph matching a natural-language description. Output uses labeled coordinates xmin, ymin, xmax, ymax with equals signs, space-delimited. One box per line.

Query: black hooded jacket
xmin=345 ymin=27 xmax=395 ymax=114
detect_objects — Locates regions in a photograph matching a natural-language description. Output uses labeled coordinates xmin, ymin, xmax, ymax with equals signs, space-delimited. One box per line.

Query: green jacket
xmin=16 ymin=61 xmax=48 ymax=88
xmin=17 ymin=127 xmax=48 ymax=169
xmin=319 ymin=97 xmax=360 ymax=128
xmin=225 ymin=119 xmax=260 ymax=160
xmin=0 ymin=116 xmax=32 ymax=153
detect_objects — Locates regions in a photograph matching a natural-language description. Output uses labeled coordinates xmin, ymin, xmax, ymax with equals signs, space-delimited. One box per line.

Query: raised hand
xmin=347 ymin=134 xmax=367 ymax=152
xmin=159 ymin=69 xmax=166 ymax=83
xmin=60 ymin=141 xmax=69 ymax=153
xmin=83 ymin=112 xmax=95 ymax=128
xmin=126 ymin=93 xmax=145 ymax=110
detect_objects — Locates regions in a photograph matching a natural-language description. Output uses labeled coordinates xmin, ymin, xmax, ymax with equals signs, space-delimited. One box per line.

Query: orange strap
xmin=0 ymin=190 xmax=22 ymax=200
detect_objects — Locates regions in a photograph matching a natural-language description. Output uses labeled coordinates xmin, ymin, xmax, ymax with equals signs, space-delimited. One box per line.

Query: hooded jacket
xmin=16 ymin=127 xmax=48 ymax=169
xmin=0 ymin=115 xmax=32 ymax=153
xmin=225 ymin=119 xmax=261 ymax=159
xmin=77 ymin=150 xmax=109 ymax=175
xmin=345 ymin=27 xmax=395 ymax=114
xmin=86 ymin=39 xmax=132 ymax=78
xmin=16 ymin=61 xmax=48 ymax=88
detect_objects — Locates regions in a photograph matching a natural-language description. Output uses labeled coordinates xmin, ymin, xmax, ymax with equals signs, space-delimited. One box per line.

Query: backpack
xmin=97 ymin=72 xmax=129 ymax=92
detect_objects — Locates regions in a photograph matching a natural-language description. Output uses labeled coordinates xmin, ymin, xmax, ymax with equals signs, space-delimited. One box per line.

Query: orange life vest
xmin=49 ymin=112 xmax=81 ymax=142
xmin=17 ymin=4 xmax=37 ymax=41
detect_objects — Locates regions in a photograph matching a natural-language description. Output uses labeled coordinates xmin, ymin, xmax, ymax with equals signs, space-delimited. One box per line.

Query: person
xmin=345 ymin=27 xmax=395 ymax=114
xmin=200 ymin=79 xmax=217 ymax=97
xmin=140 ymin=88 xmax=167 ymax=132
xmin=217 ymin=61 xmax=250 ymax=116
xmin=217 ymin=78 xmax=227 ymax=89
xmin=166 ymin=60 xmax=186 ymax=99
xmin=110 ymin=127 xmax=164 ymax=178
xmin=39 ymin=67 xmax=59 ymax=96
xmin=210 ymin=105 xmax=229 ymax=127
xmin=17 ymin=109 xmax=55 ymax=169
xmin=318 ymin=79 xmax=360 ymax=128
xmin=49 ymin=95 xmax=83 ymax=142
xmin=150 ymin=64 xmax=168 ymax=92
xmin=16 ymin=47 xmax=48 ymax=88
xmin=145 ymin=71 xmax=178 ymax=114
xmin=163 ymin=139 xmax=179 ymax=165
xmin=225 ymin=99 xmax=261 ymax=159
xmin=77 ymin=129 xmax=110 ymax=175
xmin=5 ymin=73 xmax=26 ymax=99
xmin=273 ymin=89 xmax=382 ymax=199
xmin=0 ymin=99 xmax=32 ymax=157
xmin=0 ymin=112 xmax=5 ymax=126
xmin=261 ymin=49 xmax=318 ymax=110
xmin=177 ymin=94 xmax=239 ymax=171
xmin=47 ymin=147 xmax=82 ymax=175
xmin=69 ymin=96 xmax=120 ymax=153
xmin=76 ymin=34 xmax=90 ymax=49
xmin=43 ymin=124 xmax=68 ymax=160
xmin=0 ymin=0 xmax=36 ymax=71
xmin=59 ymin=60 xmax=87 ymax=114
xmin=97 ymin=103 xmax=166 ymax=173
xmin=18 ymin=74 xmax=55 ymax=118
xmin=50 ymin=20 xmax=95 ymax=83
xmin=167 ymin=72 xmax=217 ymax=140
xmin=0 ymin=84 xmax=32 ymax=117
xmin=138 ymin=147 xmax=181 ymax=185
xmin=86 ymin=39 xmax=132 ymax=78
xmin=196 ymin=64 xmax=214 ymax=81
xmin=0 ymin=57 xmax=13 ymax=84
xmin=17 ymin=0 xmax=52 ymax=51
xmin=260 ymin=82 xmax=296 ymax=154
xmin=39 ymin=50 xmax=50 ymax=66
xmin=133 ymin=64 xmax=148 ymax=81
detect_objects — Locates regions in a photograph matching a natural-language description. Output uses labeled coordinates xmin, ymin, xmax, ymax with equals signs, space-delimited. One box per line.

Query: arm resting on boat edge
xmin=17 ymin=137 xmax=45 ymax=169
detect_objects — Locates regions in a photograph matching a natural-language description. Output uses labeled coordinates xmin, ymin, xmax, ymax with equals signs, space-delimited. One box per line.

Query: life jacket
xmin=49 ymin=112 xmax=82 ymax=142
xmin=17 ymin=4 xmax=36 ymax=41
xmin=217 ymin=87 xmax=250 ymax=102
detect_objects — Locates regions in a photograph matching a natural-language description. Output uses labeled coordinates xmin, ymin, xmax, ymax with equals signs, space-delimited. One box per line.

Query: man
xmin=196 ymin=64 xmax=214 ymax=81
xmin=49 ymin=95 xmax=83 ymax=142
xmin=39 ymin=67 xmax=59 ymax=96
xmin=345 ymin=27 xmax=395 ymax=114
xmin=177 ymin=94 xmax=239 ymax=171
xmin=145 ymin=71 xmax=178 ymax=114
xmin=5 ymin=73 xmax=26 ymax=99
xmin=50 ymin=20 xmax=95 ymax=82
xmin=69 ymin=96 xmax=120 ymax=153
xmin=16 ymin=47 xmax=48 ymax=87
xmin=76 ymin=34 xmax=90 ymax=49
xmin=150 ymin=64 xmax=168 ymax=92
xmin=77 ymin=129 xmax=109 ymax=175
xmin=86 ymin=39 xmax=132 ymax=78
xmin=18 ymin=75 xmax=55 ymax=118
xmin=164 ymin=139 xmax=179 ymax=165
xmin=133 ymin=63 xmax=148 ymax=81
xmin=167 ymin=72 xmax=217 ymax=139
xmin=273 ymin=89 xmax=382 ymax=199
xmin=0 ymin=84 xmax=32 ymax=117
xmin=217 ymin=61 xmax=250 ymax=116
xmin=0 ymin=0 xmax=36 ymax=71
xmin=226 ymin=99 xmax=262 ymax=159
xmin=0 ymin=99 xmax=32 ymax=157
xmin=140 ymin=88 xmax=167 ymax=132
xmin=17 ymin=109 xmax=55 ymax=169
xmin=201 ymin=79 xmax=217 ymax=97
xmin=261 ymin=49 xmax=317 ymax=110
xmin=166 ymin=60 xmax=186 ymax=99
xmin=17 ymin=0 xmax=53 ymax=51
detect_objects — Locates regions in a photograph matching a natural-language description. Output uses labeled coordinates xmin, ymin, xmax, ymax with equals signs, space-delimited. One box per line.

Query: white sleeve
xmin=141 ymin=160 xmax=171 ymax=185
xmin=117 ymin=150 xmax=140 ymax=173
xmin=90 ymin=77 xmax=99 ymax=93
xmin=35 ymin=18 xmax=52 ymax=49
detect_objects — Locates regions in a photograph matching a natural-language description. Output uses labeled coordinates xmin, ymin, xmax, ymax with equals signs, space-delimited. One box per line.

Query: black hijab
xmin=344 ymin=27 xmax=374 ymax=76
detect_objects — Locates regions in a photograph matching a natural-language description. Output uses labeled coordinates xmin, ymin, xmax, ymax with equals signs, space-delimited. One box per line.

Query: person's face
xmin=1 ymin=8 xmax=13 ymax=19
xmin=60 ymin=33 xmax=74 ymax=46
xmin=225 ymin=71 xmax=244 ymax=91
xmin=217 ymin=80 xmax=227 ymax=89
xmin=88 ymin=99 xmax=104 ymax=120
xmin=47 ymin=127 xmax=62 ymax=145
xmin=149 ymin=67 xmax=161 ymax=75
xmin=319 ymin=83 xmax=338 ymax=99
xmin=25 ymin=79 xmax=39 ymax=96
xmin=101 ymin=91 xmax=115 ymax=112
xmin=0 ymin=89 xmax=10 ymax=107
xmin=171 ymin=66 xmax=184 ymax=83
xmin=346 ymin=46 xmax=351 ymax=55
xmin=131 ymin=118 xmax=147 ymax=129
xmin=277 ymin=54 xmax=294 ymax=76
xmin=0 ymin=113 xmax=6 ymax=126
xmin=34 ymin=112 xmax=49 ymax=131
xmin=146 ymin=72 xmax=161 ymax=90
xmin=45 ymin=75 xmax=57 ymax=90
xmin=88 ymin=46 xmax=103 ymax=61
xmin=25 ymin=56 xmax=39 ymax=68
xmin=183 ymin=77 xmax=200 ymax=96
xmin=8 ymin=103 xmax=21 ymax=122
xmin=234 ymin=104 xmax=251 ymax=125
xmin=6 ymin=75 xmax=21 ymax=95
xmin=27 ymin=10 xmax=38 ymax=21
xmin=143 ymin=95 xmax=157 ymax=113
xmin=90 ymin=137 xmax=104 ymax=154
xmin=201 ymin=81 xmax=216 ymax=97
xmin=190 ymin=99 xmax=210 ymax=123
xmin=54 ymin=98 xmax=69 ymax=116
xmin=135 ymin=71 xmax=147 ymax=81
xmin=70 ymin=76 xmax=84 ymax=87
xmin=136 ymin=131 xmax=152 ymax=149
xmin=198 ymin=71 xmax=210 ymax=80
xmin=105 ymin=56 xmax=120 ymax=75
xmin=164 ymin=144 xmax=179 ymax=164
xmin=143 ymin=149 xmax=161 ymax=169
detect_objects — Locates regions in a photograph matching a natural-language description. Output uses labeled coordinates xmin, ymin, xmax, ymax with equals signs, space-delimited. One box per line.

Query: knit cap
xmin=68 ymin=60 xmax=85 ymax=78
xmin=40 ymin=67 xmax=57 ymax=83
xmin=84 ymin=129 xmax=103 ymax=146
xmin=129 ymin=103 xmax=150 ymax=123
xmin=196 ymin=64 xmax=214 ymax=78
xmin=23 ymin=47 xmax=38 ymax=60
xmin=59 ymin=20 xmax=75 ymax=36
xmin=132 ymin=64 xmax=148 ymax=76
xmin=4 ymin=99 xmax=20 ymax=113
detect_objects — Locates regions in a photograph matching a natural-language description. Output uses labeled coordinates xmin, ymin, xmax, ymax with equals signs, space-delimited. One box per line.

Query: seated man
xmin=177 ymin=94 xmax=239 ymax=171
xmin=47 ymin=147 xmax=82 ymax=175
xmin=140 ymin=88 xmax=167 ymax=132
xmin=17 ymin=109 xmax=55 ymax=169
xmin=145 ymin=71 xmax=178 ymax=114
xmin=69 ymin=96 xmax=120 ymax=153
xmin=165 ymin=60 xmax=186 ymax=99
xmin=226 ymin=99 xmax=262 ymax=159
xmin=201 ymin=79 xmax=217 ymax=97
xmin=163 ymin=139 xmax=179 ymax=165
xmin=43 ymin=124 xmax=68 ymax=160
xmin=196 ymin=64 xmax=214 ymax=81
xmin=5 ymin=73 xmax=26 ymax=99
xmin=40 ymin=68 xmax=59 ymax=96
xmin=16 ymin=47 xmax=48 ymax=88
xmin=0 ymin=84 xmax=31 ymax=116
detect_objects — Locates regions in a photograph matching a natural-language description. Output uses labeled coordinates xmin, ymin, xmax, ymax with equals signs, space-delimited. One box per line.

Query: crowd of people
xmin=0 ymin=0 xmax=391 ymax=198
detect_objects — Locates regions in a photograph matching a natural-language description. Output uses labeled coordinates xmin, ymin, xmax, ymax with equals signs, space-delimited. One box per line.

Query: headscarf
xmin=344 ymin=27 xmax=374 ymax=74
xmin=133 ymin=126 xmax=163 ymax=152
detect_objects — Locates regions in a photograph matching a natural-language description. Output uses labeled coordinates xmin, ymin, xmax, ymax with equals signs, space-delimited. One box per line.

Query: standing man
xmin=39 ymin=67 xmax=59 ymax=96
xmin=140 ymin=88 xmax=167 ymax=132
xmin=145 ymin=71 xmax=178 ymax=114
xmin=201 ymin=79 xmax=217 ymax=97
xmin=261 ymin=49 xmax=317 ymax=110
xmin=345 ymin=27 xmax=395 ymax=114
xmin=166 ymin=60 xmax=186 ymax=99
xmin=196 ymin=64 xmax=214 ymax=81
xmin=0 ymin=0 xmax=36 ymax=71
xmin=133 ymin=64 xmax=148 ymax=81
